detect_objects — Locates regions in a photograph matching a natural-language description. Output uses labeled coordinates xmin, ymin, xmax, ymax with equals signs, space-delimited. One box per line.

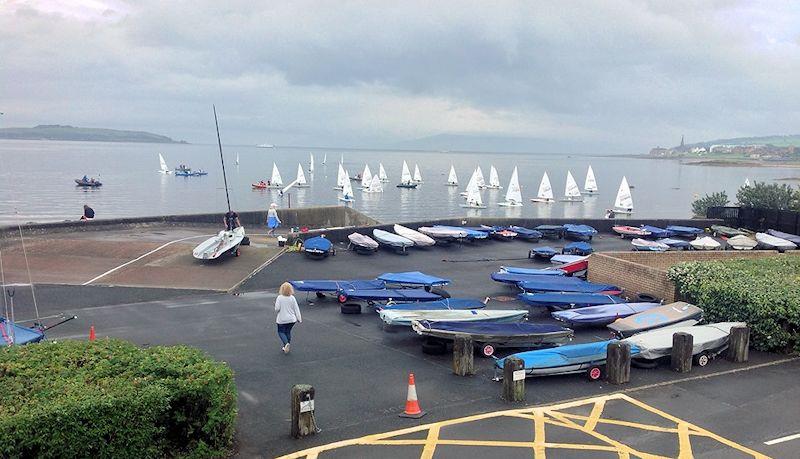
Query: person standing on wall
xmin=275 ymin=282 xmax=301 ymax=353
xmin=267 ymin=202 xmax=281 ymax=236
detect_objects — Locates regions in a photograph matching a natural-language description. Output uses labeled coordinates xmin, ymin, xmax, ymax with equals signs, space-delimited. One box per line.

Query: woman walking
xmin=267 ymin=202 xmax=281 ymax=236
xmin=275 ymin=282 xmax=301 ymax=353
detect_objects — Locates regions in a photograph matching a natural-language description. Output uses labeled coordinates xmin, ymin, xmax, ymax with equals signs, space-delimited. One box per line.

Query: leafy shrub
xmin=668 ymin=256 xmax=800 ymax=353
xmin=0 ymin=339 xmax=236 ymax=458
xmin=736 ymin=181 xmax=800 ymax=210
xmin=692 ymin=191 xmax=729 ymax=217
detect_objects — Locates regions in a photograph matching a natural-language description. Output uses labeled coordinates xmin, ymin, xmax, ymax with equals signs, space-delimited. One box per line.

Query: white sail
xmin=366 ymin=174 xmax=383 ymax=193
xmin=361 ymin=164 xmax=372 ymax=189
xmin=341 ymin=172 xmax=354 ymax=201
xmin=309 ymin=153 xmax=314 ymax=172
xmin=401 ymin=161 xmax=413 ymax=184
xmin=475 ymin=166 xmax=486 ymax=188
xmin=584 ymin=165 xmax=597 ymax=193
xmin=614 ymin=176 xmax=634 ymax=210
xmin=296 ymin=163 xmax=308 ymax=185
xmin=564 ymin=171 xmax=581 ymax=199
xmin=340 ymin=153 xmax=345 ymax=165
xmin=502 ymin=167 xmax=522 ymax=205
xmin=335 ymin=163 xmax=347 ymax=189
xmin=270 ymin=163 xmax=283 ymax=186
xmin=536 ymin=172 xmax=554 ymax=201
xmin=488 ymin=165 xmax=502 ymax=188
xmin=462 ymin=181 xmax=484 ymax=208
xmin=744 ymin=177 xmax=751 ymax=187
xmin=413 ymin=164 xmax=423 ymax=182
xmin=322 ymin=153 xmax=327 ymax=165
xmin=158 ymin=153 xmax=170 ymax=173
xmin=379 ymin=163 xmax=389 ymax=182
xmin=235 ymin=153 xmax=239 ymax=165
xmin=447 ymin=165 xmax=458 ymax=185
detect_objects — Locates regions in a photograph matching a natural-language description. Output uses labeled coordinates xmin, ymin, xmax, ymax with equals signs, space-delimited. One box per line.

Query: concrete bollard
xmin=452 ymin=334 xmax=474 ymax=376
xmin=502 ymin=356 xmax=525 ymax=402
xmin=291 ymin=384 xmax=317 ymax=439
xmin=670 ymin=332 xmax=693 ymax=373
xmin=606 ymin=342 xmax=631 ymax=385
xmin=727 ymin=325 xmax=750 ymax=363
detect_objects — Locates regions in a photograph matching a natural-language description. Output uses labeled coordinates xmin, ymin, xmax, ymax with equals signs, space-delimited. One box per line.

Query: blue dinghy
xmin=562 ymin=224 xmax=597 ymax=241
xmin=495 ymin=340 xmax=640 ymax=380
xmin=767 ymin=229 xmax=800 ymax=245
xmin=377 ymin=271 xmax=450 ymax=287
xmin=562 ymin=241 xmax=593 ymax=256
xmin=552 ymin=302 xmax=662 ymax=326
xmin=657 ymin=238 xmax=691 ymax=249
xmin=534 ymin=225 xmax=564 ymax=239
xmin=641 ymin=225 xmax=674 ymax=238
xmin=378 ymin=298 xmax=486 ymax=311
xmin=435 ymin=226 xmax=488 ymax=240
xmin=0 ymin=317 xmax=45 ymax=345
xmin=519 ymin=292 xmax=626 ymax=310
xmin=337 ymin=288 xmax=442 ymax=304
xmin=504 ymin=226 xmax=542 ymax=241
xmin=290 ymin=279 xmax=385 ymax=292
xmin=413 ymin=321 xmax=573 ymax=357
xmin=500 ymin=266 xmax=565 ymax=276
xmin=529 ymin=246 xmax=558 ymax=260
xmin=303 ymin=236 xmax=335 ymax=258
xmin=517 ymin=277 xmax=621 ymax=294
xmin=666 ymin=225 xmax=704 ymax=237
xmin=490 ymin=271 xmax=561 ymax=285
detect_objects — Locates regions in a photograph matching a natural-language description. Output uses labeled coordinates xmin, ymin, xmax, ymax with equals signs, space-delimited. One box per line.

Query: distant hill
xmin=684 ymin=134 xmax=800 ymax=149
xmin=0 ymin=125 xmax=187 ymax=144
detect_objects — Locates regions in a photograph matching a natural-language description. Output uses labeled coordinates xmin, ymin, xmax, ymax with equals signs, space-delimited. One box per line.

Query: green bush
xmin=736 ymin=181 xmax=800 ymax=210
xmin=692 ymin=191 xmax=729 ymax=217
xmin=668 ymin=257 xmax=800 ymax=353
xmin=0 ymin=339 xmax=237 ymax=458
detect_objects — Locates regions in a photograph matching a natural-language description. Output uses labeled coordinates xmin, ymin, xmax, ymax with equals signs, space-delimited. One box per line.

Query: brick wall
xmin=588 ymin=250 xmax=800 ymax=303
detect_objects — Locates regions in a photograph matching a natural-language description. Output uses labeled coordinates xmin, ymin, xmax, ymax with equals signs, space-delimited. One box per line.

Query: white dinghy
xmin=623 ymin=322 xmax=746 ymax=365
xmin=446 ymin=165 xmax=458 ymax=186
xmin=397 ymin=161 xmax=418 ymax=188
xmin=295 ymin=163 xmax=310 ymax=188
xmin=486 ymin=165 xmax=503 ymax=189
xmin=727 ymin=235 xmax=757 ymax=250
xmin=322 ymin=153 xmax=327 ymax=165
xmin=235 ymin=153 xmax=239 ymax=166
xmin=461 ymin=174 xmax=486 ymax=209
xmin=363 ymin=174 xmax=383 ymax=193
xmin=613 ymin=176 xmax=634 ymax=214
xmin=379 ymin=163 xmax=389 ymax=182
xmin=690 ymin=236 xmax=721 ymax=250
xmin=393 ymin=224 xmax=435 ymax=247
xmin=583 ymin=165 xmax=598 ymax=194
xmin=338 ymin=171 xmax=355 ymax=202
xmin=158 ymin=153 xmax=172 ymax=174
xmin=308 ymin=153 xmax=314 ymax=172
xmin=562 ymin=171 xmax=583 ymax=202
xmin=755 ymin=232 xmax=797 ymax=251
xmin=475 ymin=166 xmax=486 ymax=189
xmin=499 ymin=166 xmax=523 ymax=207
xmin=360 ymin=164 xmax=372 ymax=189
xmin=267 ymin=163 xmax=284 ymax=188
xmin=380 ymin=309 xmax=528 ymax=327
xmin=413 ymin=164 xmax=423 ymax=183
xmin=531 ymin=172 xmax=555 ymax=203
xmin=334 ymin=163 xmax=347 ymax=190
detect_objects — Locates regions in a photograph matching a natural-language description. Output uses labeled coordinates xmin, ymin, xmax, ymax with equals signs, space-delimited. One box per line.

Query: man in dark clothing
xmin=224 ymin=210 xmax=240 ymax=231
xmin=80 ymin=205 xmax=95 ymax=221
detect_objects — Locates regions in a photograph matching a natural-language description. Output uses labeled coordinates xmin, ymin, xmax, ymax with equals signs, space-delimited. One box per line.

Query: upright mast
xmin=213 ymin=105 xmax=232 ymax=213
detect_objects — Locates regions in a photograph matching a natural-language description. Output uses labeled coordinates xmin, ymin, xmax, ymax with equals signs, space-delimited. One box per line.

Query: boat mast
xmin=213 ymin=105 xmax=232 ymax=213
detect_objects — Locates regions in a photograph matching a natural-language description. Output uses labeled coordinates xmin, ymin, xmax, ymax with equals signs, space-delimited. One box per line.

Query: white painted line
xmin=765 ymin=432 xmax=800 ymax=445
xmin=82 ymin=234 xmax=212 ymax=285
xmin=165 ymin=300 xmax=219 ymax=309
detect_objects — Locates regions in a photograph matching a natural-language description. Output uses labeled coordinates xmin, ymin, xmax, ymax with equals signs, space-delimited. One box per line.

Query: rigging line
xmin=0 ymin=248 xmax=10 ymax=324
xmin=15 ymin=209 xmax=40 ymax=322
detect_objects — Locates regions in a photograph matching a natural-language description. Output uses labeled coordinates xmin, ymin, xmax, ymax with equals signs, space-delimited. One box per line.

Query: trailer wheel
xmin=422 ymin=339 xmax=447 ymax=355
xmin=694 ymin=351 xmax=710 ymax=367
xmin=586 ymin=365 xmax=604 ymax=381
xmin=430 ymin=287 xmax=451 ymax=298
xmin=315 ymin=292 xmax=326 ymax=299
xmin=340 ymin=303 xmax=361 ymax=314
xmin=481 ymin=343 xmax=496 ymax=357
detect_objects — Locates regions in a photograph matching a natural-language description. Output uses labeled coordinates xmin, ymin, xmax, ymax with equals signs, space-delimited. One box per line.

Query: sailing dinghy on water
xmin=562 ymin=171 xmax=583 ymax=202
xmin=295 ymin=163 xmax=310 ymax=187
xmin=308 ymin=153 xmax=314 ymax=172
xmin=334 ymin=163 xmax=347 ymax=190
xmin=583 ymin=165 xmax=598 ymax=194
xmin=613 ymin=176 xmax=634 ymax=214
xmin=338 ymin=172 xmax=355 ymax=202
xmin=322 ymin=153 xmax=327 ymax=165
xmin=397 ymin=161 xmax=418 ymax=188
xmin=461 ymin=174 xmax=486 ymax=209
xmin=235 ymin=153 xmax=239 ymax=166
xmin=446 ymin=165 xmax=458 ymax=186
xmin=267 ymin=163 xmax=283 ymax=188
xmin=486 ymin=165 xmax=503 ymax=189
xmin=193 ymin=106 xmax=246 ymax=261
xmin=475 ymin=166 xmax=486 ymax=188
xmin=360 ymin=164 xmax=372 ymax=189
xmin=379 ymin=163 xmax=389 ymax=182
xmin=499 ymin=167 xmax=523 ymax=207
xmin=413 ymin=164 xmax=423 ymax=183
xmin=363 ymin=175 xmax=383 ymax=193
xmin=158 ymin=153 xmax=171 ymax=174
xmin=531 ymin=172 xmax=555 ymax=203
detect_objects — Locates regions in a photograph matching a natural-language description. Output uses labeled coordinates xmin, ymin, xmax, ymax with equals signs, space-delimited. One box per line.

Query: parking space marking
xmin=764 ymin=432 xmax=800 ymax=445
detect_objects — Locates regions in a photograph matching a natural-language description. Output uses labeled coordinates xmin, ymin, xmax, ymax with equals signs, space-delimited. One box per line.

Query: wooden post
xmin=670 ymin=332 xmax=693 ymax=373
xmin=606 ymin=342 xmax=631 ymax=385
xmin=291 ymin=384 xmax=317 ymax=439
xmin=452 ymin=334 xmax=474 ymax=376
xmin=502 ymin=356 xmax=525 ymax=402
xmin=727 ymin=325 xmax=750 ymax=363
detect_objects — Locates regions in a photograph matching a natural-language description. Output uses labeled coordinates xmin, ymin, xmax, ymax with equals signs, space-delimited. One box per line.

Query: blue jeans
xmin=277 ymin=322 xmax=295 ymax=346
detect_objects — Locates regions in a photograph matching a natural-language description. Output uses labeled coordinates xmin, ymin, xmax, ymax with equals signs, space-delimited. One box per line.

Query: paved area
xmin=0 ymin=225 xmax=283 ymax=291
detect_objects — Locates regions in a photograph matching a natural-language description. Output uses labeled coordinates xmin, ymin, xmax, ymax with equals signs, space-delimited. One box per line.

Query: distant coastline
xmin=0 ymin=125 xmax=188 ymax=144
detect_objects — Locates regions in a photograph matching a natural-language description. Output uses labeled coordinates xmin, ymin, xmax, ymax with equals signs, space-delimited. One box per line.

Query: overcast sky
xmin=2 ymin=0 xmax=799 ymax=152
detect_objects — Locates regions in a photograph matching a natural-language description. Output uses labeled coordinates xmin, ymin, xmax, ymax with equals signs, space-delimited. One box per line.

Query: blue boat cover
xmin=517 ymin=277 xmax=620 ymax=293
xmin=290 ymin=279 xmax=386 ymax=292
xmin=535 ymin=225 xmax=564 ymax=234
xmin=0 ymin=317 xmax=44 ymax=345
xmin=519 ymin=292 xmax=626 ymax=308
xmin=551 ymin=302 xmax=661 ymax=325
xmin=562 ymin=241 xmax=593 ymax=255
xmin=505 ymin=226 xmax=542 ymax=239
xmin=501 ymin=267 xmax=565 ymax=276
xmin=562 ymin=224 xmax=597 ymax=236
xmin=657 ymin=238 xmax=690 ymax=248
xmin=533 ymin=246 xmax=557 ymax=256
xmin=435 ymin=226 xmax=488 ymax=239
xmin=641 ymin=225 xmax=674 ymax=238
xmin=666 ymin=225 xmax=704 ymax=236
xmin=491 ymin=272 xmax=560 ymax=284
xmin=417 ymin=321 xmax=570 ymax=337
xmin=379 ymin=298 xmax=486 ymax=311
xmin=495 ymin=340 xmax=639 ymax=369
xmin=339 ymin=288 xmax=442 ymax=302
xmin=303 ymin=236 xmax=333 ymax=252
xmin=767 ymin=229 xmax=800 ymax=245
xmin=377 ymin=271 xmax=450 ymax=286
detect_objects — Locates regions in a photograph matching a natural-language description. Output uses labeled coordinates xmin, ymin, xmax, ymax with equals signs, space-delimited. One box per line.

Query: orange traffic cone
xmin=89 ymin=325 xmax=96 ymax=342
xmin=399 ymin=373 xmax=426 ymax=418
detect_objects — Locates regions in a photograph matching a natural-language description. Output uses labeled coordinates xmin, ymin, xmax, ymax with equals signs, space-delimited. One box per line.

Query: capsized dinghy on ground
xmin=608 ymin=302 xmax=703 ymax=338
xmin=690 ymin=236 xmax=721 ymax=250
xmin=529 ymin=246 xmax=557 ymax=260
xmin=666 ymin=225 xmax=704 ymax=237
xmin=495 ymin=340 xmax=641 ymax=380
xmin=373 ymin=229 xmax=414 ymax=254
xmin=562 ymin=241 xmax=593 ymax=256
xmin=338 ymin=288 xmax=442 ymax=304
xmin=376 ymin=271 xmax=450 ymax=288
xmin=726 ymin=235 xmax=757 ymax=250
xmin=377 ymin=298 xmax=486 ymax=311
xmin=623 ymin=322 xmax=745 ymax=367
xmin=631 ymin=238 xmax=669 ymax=252
xmin=393 ymin=224 xmax=436 ymax=247
xmin=755 ymin=232 xmax=797 ymax=251
xmin=302 ymin=236 xmax=335 ymax=258
xmin=562 ymin=224 xmax=597 ymax=241
xmin=347 ymin=232 xmax=379 ymax=254
xmin=517 ymin=277 xmax=621 ymax=294
xmin=498 ymin=266 xmax=566 ymax=276
xmin=519 ymin=292 xmax=626 ymax=310
xmin=766 ymin=229 xmax=800 ymax=245
xmin=380 ymin=309 xmax=528 ymax=326
xmin=412 ymin=321 xmax=573 ymax=357
xmin=552 ymin=302 xmax=661 ymax=326
xmin=417 ymin=226 xmax=468 ymax=242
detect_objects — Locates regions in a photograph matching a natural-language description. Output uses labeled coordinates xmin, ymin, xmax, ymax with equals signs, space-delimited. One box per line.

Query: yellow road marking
xmin=678 ymin=423 xmax=693 ymax=459
xmin=420 ymin=425 xmax=439 ymax=459
xmin=584 ymin=399 xmax=606 ymax=432
xmin=533 ymin=409 xmax=546 ymax=459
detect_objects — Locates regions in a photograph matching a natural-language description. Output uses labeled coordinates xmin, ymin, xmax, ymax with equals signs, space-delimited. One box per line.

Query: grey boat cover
xmin=623 ymin=322 xmax=745 ymax=360
xmin=607 ymin=302 xmax=703 ymax=337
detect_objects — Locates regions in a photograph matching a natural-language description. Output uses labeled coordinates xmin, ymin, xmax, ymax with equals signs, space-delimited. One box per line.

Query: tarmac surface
xmin=21 ymin=229 xmax=797 ymax=458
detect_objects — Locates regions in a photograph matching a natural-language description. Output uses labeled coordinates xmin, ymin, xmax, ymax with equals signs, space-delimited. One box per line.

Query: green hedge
xmin=0 ymin=339 xmax=237 ymax=458
xmin=668 ymin=256 xmax=800 ymax=353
